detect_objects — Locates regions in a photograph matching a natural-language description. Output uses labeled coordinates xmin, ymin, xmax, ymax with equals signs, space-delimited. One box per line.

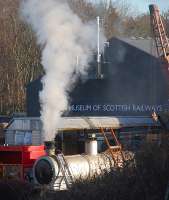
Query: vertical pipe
xmin=97 ymin=16 xmax=101 ymax=79
xmin=44 ymin=141 xmax=55 ymax=156
xmin=97 ymin=16 xmax=100 ymax=64
xmin=76 ymin=56 xmax=79 ymax=67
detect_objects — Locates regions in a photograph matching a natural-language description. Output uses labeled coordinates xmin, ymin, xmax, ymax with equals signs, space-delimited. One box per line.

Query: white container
xmin=85 ymin=140 xmax=98 ymax=155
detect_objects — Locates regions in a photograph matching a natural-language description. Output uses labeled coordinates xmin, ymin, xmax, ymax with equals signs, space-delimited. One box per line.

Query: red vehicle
xmin=0 ymin=145 xmax=46 ymax=182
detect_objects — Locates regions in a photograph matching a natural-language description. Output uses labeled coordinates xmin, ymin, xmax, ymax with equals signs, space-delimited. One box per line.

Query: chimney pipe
xmin=44 ymin=141 xmax=55 ymax=156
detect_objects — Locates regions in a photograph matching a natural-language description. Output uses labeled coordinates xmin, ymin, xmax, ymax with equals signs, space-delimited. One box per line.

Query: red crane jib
xmin=149 ymin=4 xmax=169 ymax=65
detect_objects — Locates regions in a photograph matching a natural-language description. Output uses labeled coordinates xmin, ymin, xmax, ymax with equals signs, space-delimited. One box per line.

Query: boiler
xmin=33 ymin=151 xmax=126 ymax=190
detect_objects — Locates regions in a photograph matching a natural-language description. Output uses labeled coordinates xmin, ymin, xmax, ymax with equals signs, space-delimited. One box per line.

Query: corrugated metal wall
xmin=5 ymin=118 xmax=42 ymax=145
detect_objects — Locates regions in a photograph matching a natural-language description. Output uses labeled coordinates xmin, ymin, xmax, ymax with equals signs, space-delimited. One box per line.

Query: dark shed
xmin=26 ymin=37 xmax=169 ymax=117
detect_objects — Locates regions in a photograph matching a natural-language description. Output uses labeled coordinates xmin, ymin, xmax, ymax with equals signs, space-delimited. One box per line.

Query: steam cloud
xmin=21 ymin=0 xmax=106 ymax=140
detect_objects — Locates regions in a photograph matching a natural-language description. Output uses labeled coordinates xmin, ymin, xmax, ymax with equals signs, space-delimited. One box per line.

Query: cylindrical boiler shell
xmin=33 ymin=153 xmax=114 ymax=190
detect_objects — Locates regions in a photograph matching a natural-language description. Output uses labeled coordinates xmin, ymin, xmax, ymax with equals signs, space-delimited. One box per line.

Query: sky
xmin=126 ymin=0 xmax=169 ymax=13
xmin=91 ymin=0 xmax=169 ymax=14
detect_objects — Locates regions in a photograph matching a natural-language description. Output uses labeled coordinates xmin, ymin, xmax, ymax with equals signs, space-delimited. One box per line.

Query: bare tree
xmin=69 ymin=0 xmax=97 ymax=22
xmin=124 ymin=14 xmax=151 ymax=37
xmin=162 ymin=10 xmax=169 ymax=36
xmin=0 ymin=0 xmax=166 ymax=115
xmin=0 ymin=0 xmax=42 ymax=114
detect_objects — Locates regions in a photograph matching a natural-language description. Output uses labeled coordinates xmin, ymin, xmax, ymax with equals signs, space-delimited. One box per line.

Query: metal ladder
xmin=56 ymin=153 xmax=73 ymax=189
xmin=100 ymin=127 xmax=125 ymax=167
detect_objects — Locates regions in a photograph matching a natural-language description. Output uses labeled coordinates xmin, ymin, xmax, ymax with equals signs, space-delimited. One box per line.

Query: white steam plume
xmin=21 ymin=0 xmax=106 ymax=140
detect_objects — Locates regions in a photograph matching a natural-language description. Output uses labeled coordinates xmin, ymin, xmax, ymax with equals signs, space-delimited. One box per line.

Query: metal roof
xmin=117 ymin=37 xmax=157 ymax=56
xmin=0 ymin=116 xmax=11 ymax=124
xmin=56 ymin=116 xmax=158 ymax=130
xmin=8 ymin=116 xmax=158 ymax=131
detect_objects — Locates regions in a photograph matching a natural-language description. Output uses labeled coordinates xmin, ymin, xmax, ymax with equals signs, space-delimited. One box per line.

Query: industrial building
xmin=5 ymin=36 xmax=164 ymax=154
xmin=27 ymin=37 xmax=169 ymax=117
xmin=0 ymin=4 xmax=168 ymax=193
